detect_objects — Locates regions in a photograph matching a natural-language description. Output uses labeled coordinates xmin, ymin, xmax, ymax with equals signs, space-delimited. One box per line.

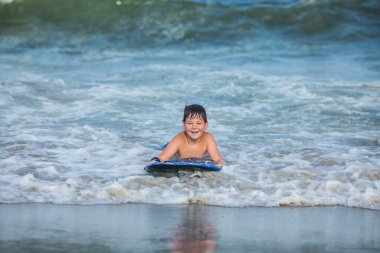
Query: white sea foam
xmin=1 ymin=147 xmax=379 ymax=209
xmin=1 ymin=31 xmax=379 ymax=210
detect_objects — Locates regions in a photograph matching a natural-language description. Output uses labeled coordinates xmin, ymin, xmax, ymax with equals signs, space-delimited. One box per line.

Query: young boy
xmin=149 ymin=104 xmax=223 ymax=166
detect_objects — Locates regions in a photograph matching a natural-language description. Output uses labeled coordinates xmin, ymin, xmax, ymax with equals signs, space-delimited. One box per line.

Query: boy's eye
xmin=186 ymin=121 xmax=203 ymax=125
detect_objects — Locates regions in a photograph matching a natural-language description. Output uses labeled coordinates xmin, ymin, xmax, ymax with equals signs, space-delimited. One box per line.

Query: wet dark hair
xmin=183 ymin=104 xmax=207 ymax=123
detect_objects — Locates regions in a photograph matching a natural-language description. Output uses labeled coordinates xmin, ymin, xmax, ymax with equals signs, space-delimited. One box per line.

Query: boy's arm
xmin=158 ymin=134 xmax=181 ymax=162
xmin=206 ymin=134 xmax=223 ymax=166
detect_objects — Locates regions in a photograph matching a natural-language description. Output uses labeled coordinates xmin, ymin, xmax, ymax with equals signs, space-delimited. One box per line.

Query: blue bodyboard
xmin=144 ymin=158 xmax=222 ymax=174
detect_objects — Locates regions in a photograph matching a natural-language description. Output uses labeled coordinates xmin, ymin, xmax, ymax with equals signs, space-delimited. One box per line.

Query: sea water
xmin=0 ymin=0 xmax=379 ymax=209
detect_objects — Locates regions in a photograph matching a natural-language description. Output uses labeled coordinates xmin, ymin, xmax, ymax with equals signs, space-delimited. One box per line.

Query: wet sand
xmin=0 ymin=203 xmax=379 ymax=253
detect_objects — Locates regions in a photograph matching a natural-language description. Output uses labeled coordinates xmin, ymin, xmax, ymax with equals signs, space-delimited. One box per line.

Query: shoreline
xmin=1 ymin=203 xmax=379 ymax=253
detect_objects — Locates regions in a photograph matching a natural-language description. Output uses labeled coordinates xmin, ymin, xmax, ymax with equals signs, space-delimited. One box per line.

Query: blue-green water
xmin=0 ymin=0 xmax=379 ymax=209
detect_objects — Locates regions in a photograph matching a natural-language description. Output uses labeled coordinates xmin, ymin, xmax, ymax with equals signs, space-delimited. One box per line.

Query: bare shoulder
xmin=202 ymin=132 xmax=216 ymax=143
xmin=171 ymin=132 xmax=186 ymax=144
xmin=159 ymin=132 xmax=185 ymax=161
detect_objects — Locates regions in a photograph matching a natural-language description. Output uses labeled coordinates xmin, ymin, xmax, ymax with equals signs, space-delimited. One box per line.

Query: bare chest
xmin=177 ymin=142 xmax=207 ymax=158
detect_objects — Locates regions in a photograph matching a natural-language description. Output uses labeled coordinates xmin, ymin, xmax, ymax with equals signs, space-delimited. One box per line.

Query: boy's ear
xmin=182 ymin=122 xmax=186 ymax=130
xmin=205 ymin=122 xmax=208 ymax=130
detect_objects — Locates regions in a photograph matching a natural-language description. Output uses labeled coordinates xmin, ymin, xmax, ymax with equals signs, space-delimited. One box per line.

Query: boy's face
xmin=182 ymin=114 xmax=208 ymax=142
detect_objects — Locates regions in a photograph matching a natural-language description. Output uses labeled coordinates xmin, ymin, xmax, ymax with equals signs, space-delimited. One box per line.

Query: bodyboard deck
xmin=144 ymin=159 xmax=222 ymax=174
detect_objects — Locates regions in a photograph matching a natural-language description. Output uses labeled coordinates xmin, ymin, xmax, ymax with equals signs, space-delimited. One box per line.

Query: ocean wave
xmin=1 ymin=0 xmax=379 ymax=49
xmin=1 ymin=73 xmax=379 ymax=210
xmin=1 ymin=163 xmax=379 ymax=210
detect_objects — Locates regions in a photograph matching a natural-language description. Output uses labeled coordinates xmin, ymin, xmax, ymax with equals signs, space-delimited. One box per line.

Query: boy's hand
xmin=214 ymin=160 xmax=224 ymax=167
xmin=147 ymin=157 xmax=160 ymax=164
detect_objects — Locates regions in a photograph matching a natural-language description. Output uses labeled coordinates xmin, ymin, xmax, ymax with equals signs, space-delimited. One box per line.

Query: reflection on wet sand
xmin=170 ymin=205 xmax=216 ymax=253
